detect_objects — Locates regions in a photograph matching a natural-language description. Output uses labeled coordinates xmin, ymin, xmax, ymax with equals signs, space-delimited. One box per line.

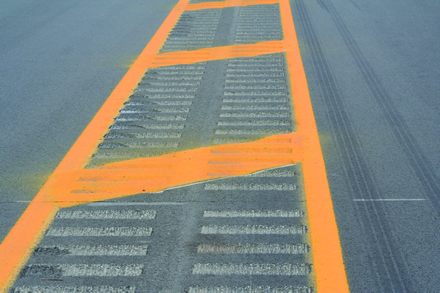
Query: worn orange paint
xmin=0 ymin=202 xmax=58 ymax=293
xmin=280 ymin=0 xmax=350 ymax=291
xmin=150 ymin=41 xmax=287 ymax=68
xmin=48 ymin=132 xmax=305 ymax=207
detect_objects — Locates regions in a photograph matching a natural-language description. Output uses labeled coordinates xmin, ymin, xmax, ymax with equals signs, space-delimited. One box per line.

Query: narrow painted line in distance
xmin=279 ymin=0 xmax=350 ymax=291
xmin=0 ymin=0 xmax=191 ymax=291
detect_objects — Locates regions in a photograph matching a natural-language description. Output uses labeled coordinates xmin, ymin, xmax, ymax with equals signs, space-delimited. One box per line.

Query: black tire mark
xmin=319 ymin=0 xmax=440 ymax=212
xmin=292 ymin=0 xmax=415 ymax=292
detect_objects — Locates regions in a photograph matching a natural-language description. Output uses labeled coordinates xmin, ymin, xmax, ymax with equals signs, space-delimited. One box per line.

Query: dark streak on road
xmin=292 ymin=0 xmax=440 ymax=291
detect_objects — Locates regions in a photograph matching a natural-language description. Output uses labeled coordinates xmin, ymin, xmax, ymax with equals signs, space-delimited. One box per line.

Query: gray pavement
xmin=10 ymin=166 xmax=312 ymax=292
xmin=1 ymin=0 xmax=440 ymax=291
xmin=0 ymin=0 xmax=178 ymax=241
xmin=7 ymin=5 xmax=315 ymax=291
xmin=292 ymin=0 xmax=440 ymax=291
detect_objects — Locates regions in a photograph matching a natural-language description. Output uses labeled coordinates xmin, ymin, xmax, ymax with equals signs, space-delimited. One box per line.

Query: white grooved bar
xmin=225 ymin=73 xmax=284 ymax=78
xmin=192 ymin=263 xmax=311 ymax=276
xmin=227 ymin=57 xmax=283 ymax=63
xmin=214 ymin=129 xmax=290 ymax=135
xmin=245 ymin=170 xmax=295 ymax=178
xmin=145 ymin=76 xmax=202 ymax=81
xmin=46 ymin=227 xmax=152 ymax=237
xmin=220 ymin=113 xmax=289 ymax=118
xmin=197 ymin=243 xmax=309 ymax=254
xmin=203 ymin=210 xmax=303 ymax=218
xmin=217 ymin=121 xmax=290 ymax=126
xmin=222 ymin=98 xmax=288 ymax=103
xmin=150 ymin=71 xmax=204 ymax=75
xmin=61 ymin=264 xmax=143 ymax=276
xmin=187 ymin=286 xmax=312 ymax=293
xmin=205 ymin=183 xmax=296 ymax=191
xmin=154 ymin=65 xmax=205 ymax=70
xmin=21 ymin=264 xmax=143 ymax=277
xmin=105 ymin=132 xmax=182 ymax=139
xmin=225 ymin=78 xmax=285 ymax=83
xmin=201 ymin=225 xmax=306 ymax=235
xmin=220 ymin=105 xmax=288 ymax=110
xmin=111 ymin=123 xmax=184 ymax=130
xmin=12 ymin=286 xmax=136 ymax=293
xmin=56 ymin=210 xmax=156 ymax=219
xmin=35 ymin=245 xmax=148 ymax=256
xmin=116 ymin=116 xmax=187 ymax=121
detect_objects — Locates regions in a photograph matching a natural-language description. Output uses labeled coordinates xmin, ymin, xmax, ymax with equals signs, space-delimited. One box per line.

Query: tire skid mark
xmin=293 ymin=0 xmax=414 ymax=292
xmin=318 ymin=0 xmax=440 ymax=211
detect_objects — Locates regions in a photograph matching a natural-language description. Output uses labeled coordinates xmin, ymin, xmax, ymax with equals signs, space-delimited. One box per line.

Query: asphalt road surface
xmin=1 ymin=0 xmax=440 ymax=292
xmin=292 ymin=0 xmax=440 ymax=291
xmin=0 ymin=0 xmax=179 ymax=241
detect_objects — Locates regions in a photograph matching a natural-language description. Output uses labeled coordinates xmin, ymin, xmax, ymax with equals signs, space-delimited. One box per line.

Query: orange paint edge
xmin=48 ymin=133 xmax=305 ymax=207
xmin=150 ymin=41 xmax=287 ymax=67
xmin=0 ymin=202 xmax=59 ymax=292
xmin=280 ymin=0 xmax=350 ymax=291
xmin=0 ymin=0 xmax=190 ymax=291
xmin=61 ymin=0 xmax=191 ymax=172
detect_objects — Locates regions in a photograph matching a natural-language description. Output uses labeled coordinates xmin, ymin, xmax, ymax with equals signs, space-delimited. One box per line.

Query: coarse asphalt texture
xmin=0 ymin=0 xmax=178 ymax=241
xmin=1 ymin=0 xmax=440 ymax=291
